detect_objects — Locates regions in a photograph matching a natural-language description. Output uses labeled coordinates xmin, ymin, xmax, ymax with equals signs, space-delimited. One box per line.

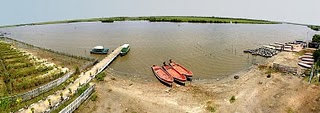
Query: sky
xmin=0 ymin=0 xmax=319 ymax=26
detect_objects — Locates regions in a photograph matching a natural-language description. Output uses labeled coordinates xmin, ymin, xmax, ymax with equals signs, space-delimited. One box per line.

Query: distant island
xmin=0 ymin=16 xmax=279 ymax=28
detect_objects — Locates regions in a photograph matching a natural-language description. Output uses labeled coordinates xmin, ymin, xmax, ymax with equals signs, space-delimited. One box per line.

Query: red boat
xmin=169 ymin=60 xmax=193 ymax=78
xmin=162 ymin=62 xmax=186 ymax=84
xmin=151 ymin=65 xmax=174 ymax=85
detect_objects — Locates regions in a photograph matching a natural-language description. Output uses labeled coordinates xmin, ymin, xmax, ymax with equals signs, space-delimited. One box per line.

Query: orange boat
xmin=151 ymin=65 xmax=174 ymax=85
xmin=169 ymin=59 xmax=193 ymax=78
xmin=162 ymin=62 xmax=186 ymax=84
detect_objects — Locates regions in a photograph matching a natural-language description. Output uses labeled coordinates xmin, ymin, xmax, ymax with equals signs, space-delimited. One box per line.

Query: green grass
xmin=95 ymin=72 xmax=106 ymax=81
xmin=206 ymin=105 xmax=216 ymax=112
xmin=0 ymin=74 xmax=78 ymax=112
xmin=0 ymin=16 xmax=279 ymax=28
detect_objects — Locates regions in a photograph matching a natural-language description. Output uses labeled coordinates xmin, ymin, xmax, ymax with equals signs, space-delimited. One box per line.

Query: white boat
xmin=298 ymin=62 xmax=312 ymax=68
xmin=263 ymin=45 xmax=276 ymax=49
xmin=120 ymin=44 xmax=130 ymax=56
xmin=301 ymin=58 xmax=314 ymax=62
xmin=299 ymin=55 xmax=313 ymax=59
xmin=300 ymin=61 xmax=314 ymax=65
xmin=275 ymin=42 xmax=285 ymax=45
xmin=305 ymin=53 xmax=313 ymax=55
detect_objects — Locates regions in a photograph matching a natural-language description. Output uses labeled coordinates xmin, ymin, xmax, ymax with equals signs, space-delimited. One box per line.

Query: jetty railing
xmin=57 ymin=45 xmax=123 ymax=113
xmin=0 ymin=60 xmax=96 ymax=103
xmin=59 ymin=84 xmax=95 ymax=113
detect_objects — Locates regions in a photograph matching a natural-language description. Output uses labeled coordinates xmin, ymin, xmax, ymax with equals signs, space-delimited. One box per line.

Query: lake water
xmin=0 ymin=21 xmax=318 ymax=81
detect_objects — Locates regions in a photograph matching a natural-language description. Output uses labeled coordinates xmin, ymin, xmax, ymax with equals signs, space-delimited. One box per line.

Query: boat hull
xmin=151 ymin=65 xmax=174 ymax=86
xmin=162 ymin=65 xmax=186 ymax=84
xmin=120 ymin=47 xmax=130 ymax=56
xmin=90 ymin=48 xmax=109 ymax=54
xmin=169 ymin=60 xmax=193 ymax=78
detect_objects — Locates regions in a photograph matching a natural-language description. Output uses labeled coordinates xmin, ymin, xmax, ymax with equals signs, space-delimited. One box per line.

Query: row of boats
xmin=298 ymin=52 xmax=314 ymax=68
xmin=243 ymin=47 xmax=278 ymax=57
xmin=151 ymin=60 xmax=193 ymax=86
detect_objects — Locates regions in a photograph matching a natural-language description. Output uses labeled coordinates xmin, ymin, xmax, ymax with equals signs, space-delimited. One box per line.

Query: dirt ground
xmin=76 ymin=52 xmax=320 ymax=113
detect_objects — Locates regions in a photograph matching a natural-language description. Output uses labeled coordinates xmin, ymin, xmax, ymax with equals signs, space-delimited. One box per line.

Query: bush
xmin=312 ymin=34 xmax=320 ymax=43
xmin=96 ymin=72 xmax=106 ymax=81
xmin=90 ymin=93 xmax=97 ymax=101
xmin=206 ymin=105 xmax=216 ymax=112
xmin=313 ymin=49 xmax=320 ymax=63
xmin=230 ymin=96 xmax=236 ymax=103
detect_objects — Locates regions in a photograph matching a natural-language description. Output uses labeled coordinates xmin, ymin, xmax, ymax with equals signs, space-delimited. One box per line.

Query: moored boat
xmin=151 ymin=65 xmax=174 ymax=86
xmin=120 ymin=44 xmax=130 ymax=56
xmin=162 ymin=62 xmax=186 ymax=84
xmin=90 ymin=46 xmax=109 ymax=54
xmin=169 ymin=59 xmax=193 ymax=78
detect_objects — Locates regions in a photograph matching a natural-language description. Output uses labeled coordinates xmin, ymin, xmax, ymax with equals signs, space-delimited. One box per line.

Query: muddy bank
xmin=77 ymin=52 xmax=320 ymax=113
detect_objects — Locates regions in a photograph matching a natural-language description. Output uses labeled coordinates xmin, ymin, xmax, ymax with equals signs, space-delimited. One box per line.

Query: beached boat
xmin=90 ymin=46 xmax=109 ymax=54
xmin=151 ymin=65 xmax=174 ymax=85
xmin=169 ymin=60 xmax=193 ymax=78
xmin=120 ymin=44 xmax=130 ymax=56
xmin=305 ymin=53 xmax=313 ymax=55
xmin=162 ymin=62 xmax=186 ymax=84
xmin=299 ymin=55 xmax=313 ymax=59
xmin=298 ymin=62 xmax=312 ymax=68
xmin=300 ymin=61 xmax=314 ymax=65
xmin=301 ymin=58 xmax=314 ymax=62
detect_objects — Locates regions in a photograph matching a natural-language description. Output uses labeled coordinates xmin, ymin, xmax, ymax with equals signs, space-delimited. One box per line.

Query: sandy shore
xmin=76 ymin=52 xmax=320 ymax=113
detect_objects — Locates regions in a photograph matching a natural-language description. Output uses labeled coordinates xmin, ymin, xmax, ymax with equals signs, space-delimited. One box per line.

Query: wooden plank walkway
xmin=19 ymin=45 xmax=124 ymax=113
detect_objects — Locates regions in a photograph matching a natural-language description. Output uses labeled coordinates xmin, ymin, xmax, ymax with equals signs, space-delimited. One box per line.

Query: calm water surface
xmin=1 ymin=21 xmax=317 ymax=81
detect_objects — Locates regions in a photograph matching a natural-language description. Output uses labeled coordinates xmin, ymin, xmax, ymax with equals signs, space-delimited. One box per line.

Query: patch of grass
xmin=287 ymin=107 xmax=295 ymax=113
xmin=95 ymin=72 xmax=106 ymax=81
xmin=230 ymin=96 xmax=236 ymax=103
xmin=90 ymin=92 xmax=97 ymax=101
xmin=0 ymin=72 xmax=79 ymax=112
xmin=206 ymin=105 xmax=216 ymax=112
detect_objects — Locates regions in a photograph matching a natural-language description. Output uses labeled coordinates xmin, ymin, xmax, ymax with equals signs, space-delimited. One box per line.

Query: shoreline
xmin=77 ymin=51 xmax=320 ymax=113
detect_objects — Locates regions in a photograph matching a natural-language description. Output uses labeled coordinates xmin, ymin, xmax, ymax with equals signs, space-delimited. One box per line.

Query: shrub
xmin=90 ymin=93 xmax=97 ymax=101
xmin=206 ymin=105 xmax=216 ymax=112
xmin=96 ymin=72 xmax=106 ymax=81
xmin=312 ymin=34 xmax=320 ymax=43
xmin=230 ymin=96 xmax=236 ymax=103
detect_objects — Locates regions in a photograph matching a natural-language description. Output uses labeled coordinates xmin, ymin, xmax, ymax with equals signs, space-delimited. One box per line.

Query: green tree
xmin=31 ymin=107 xmax=35 ymax=113
xmin=312 ymin=34 xmax=320 ymax=43
xmin=313 ymin=49 xmax=320 ymax=63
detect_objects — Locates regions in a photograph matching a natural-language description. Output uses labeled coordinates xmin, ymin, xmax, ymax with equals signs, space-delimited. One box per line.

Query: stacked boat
xmin=243 ymin=47 xmax=278 ymax=57
xmin=151 ymin=60 xmax=193 ymax=86
xmin=298 ymin=53 xmax=314 ymax=68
